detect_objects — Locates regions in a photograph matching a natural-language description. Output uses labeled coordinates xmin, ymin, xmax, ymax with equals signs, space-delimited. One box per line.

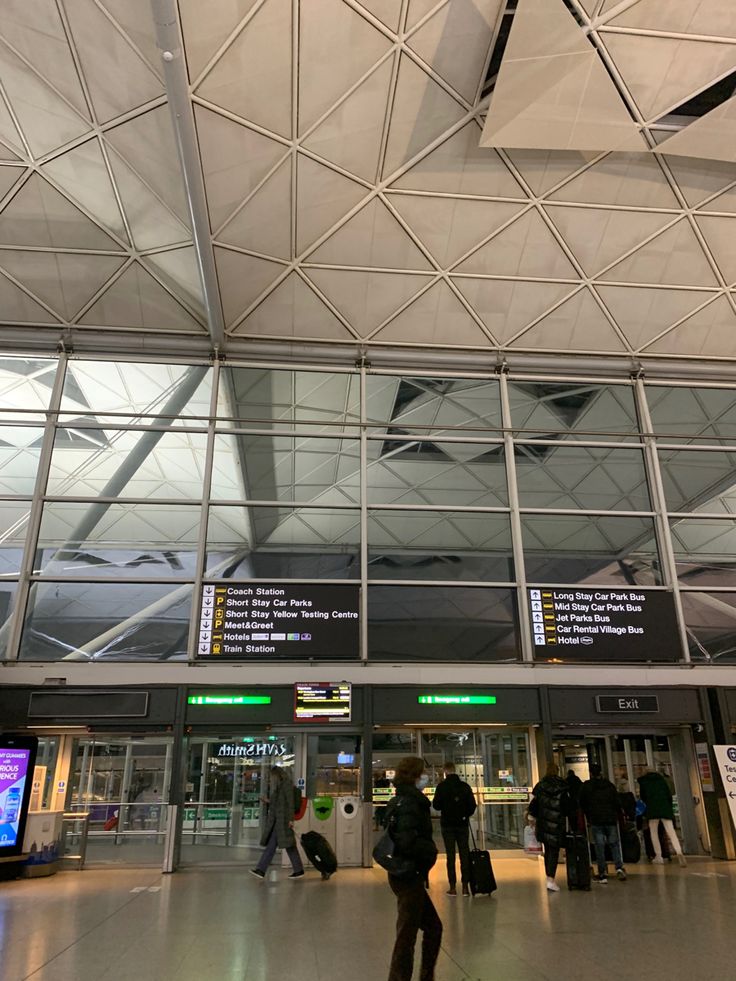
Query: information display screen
xmin=295 ymin=682 xmax=352 ymax=722
xmin=0 ymin=738 xmax=37 ymax=856
xmin=197 ymin=583 xmax=360 ymax=660
xmin=529 ymin=588 xmax=680 ymax=662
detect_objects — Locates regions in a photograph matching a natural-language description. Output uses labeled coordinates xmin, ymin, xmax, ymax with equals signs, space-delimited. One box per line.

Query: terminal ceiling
xmin=0 ymin=0 xmax=735 ymax=366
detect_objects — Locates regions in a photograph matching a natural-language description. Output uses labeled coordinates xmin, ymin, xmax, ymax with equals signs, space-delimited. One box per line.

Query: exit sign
xmin=188 ymin=694 xmax=271 ymax=706
xmin=418 ymin=694 xmax=497 ymax=706
xmin=595 ymin=695 xmax=659 ymax=713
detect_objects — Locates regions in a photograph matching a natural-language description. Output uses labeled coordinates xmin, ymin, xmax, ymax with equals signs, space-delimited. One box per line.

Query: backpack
xmin=372 ymin=799 xmax=416 ymax=879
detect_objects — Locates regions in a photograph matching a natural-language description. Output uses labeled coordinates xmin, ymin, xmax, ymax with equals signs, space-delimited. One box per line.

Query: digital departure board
xmin=197 ymin=583 xmax=360 ymax=660
xmin=528 ymin=588 xmax=679 ymax=662
xmin=295 ymin=682 xmax=352 ymax=722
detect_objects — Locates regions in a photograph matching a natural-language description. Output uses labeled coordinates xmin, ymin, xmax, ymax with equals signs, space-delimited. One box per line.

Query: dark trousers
xmin=388 ymin=876 xmax=442 ymax=981
xmin=441 ymin=826 xmax=470 ymax=887
xmin=544 ymin=841 xmax=560 ymax=879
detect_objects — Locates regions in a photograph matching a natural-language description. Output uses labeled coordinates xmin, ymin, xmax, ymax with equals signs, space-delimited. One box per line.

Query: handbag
xmin=523 ymin=824 xmax=543 ymax=857
xmin=372 ymin=799 xmax=416 ymax=878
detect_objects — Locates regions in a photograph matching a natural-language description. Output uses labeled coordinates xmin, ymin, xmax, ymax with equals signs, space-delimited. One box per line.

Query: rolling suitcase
xmin=468 ymin=826 xmax=497 ymax=896
xmin=565 ymin=832 xmax=591 ymax=891
xmin=300 ymin=830 xmax=338 ymax=880
xmin=620 ymin=821 xmax=641 ymax=865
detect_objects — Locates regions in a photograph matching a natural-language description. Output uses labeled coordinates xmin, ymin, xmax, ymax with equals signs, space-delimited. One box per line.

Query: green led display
xmin=417 ymin=695 xmax=497 ymax=706
xmin=187 ymin=695 xmax=271 ymax=706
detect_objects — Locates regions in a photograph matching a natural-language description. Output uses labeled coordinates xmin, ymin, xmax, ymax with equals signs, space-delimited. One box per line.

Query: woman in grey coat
xmin=250 ymin=766 xmax=304 ymax=879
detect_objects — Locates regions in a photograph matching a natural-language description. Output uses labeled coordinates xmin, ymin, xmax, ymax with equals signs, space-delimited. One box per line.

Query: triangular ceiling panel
xmin=646 ymin=295 xmax=736 ymax=357
xmin=0 ymin=167 xmax=25 ymax=201
xmin=42 ymin=139 xmax=128 ymax=242
xmin=481 ymin=0 xmax=645 ymax=151
xmin=61 ymin=0 xmax=163 ymax=123
xmin=0 ymin=251 xmax=124 ymax=320
xmin=388 ymin=193 xmax=525 ymax=269
xmin=407 ymin=0 xmax=500 ymax=102
xmin=195 ymin=106 xmax=287 ymax=232
xmin=80 ymin=263 xmax=204 ymax=332
xmin=296 ymin=155 xmax=368 ymax=255
xmin=97 ymin=0 xmax=169 ymax=71
xmin=454 ymin=277 xmax=576 ymax=344
xmin=305 ymin=268 xmax=431 ymax=337
xmin=106 ymin=149 xmax=191 ymax=251
xmin=607 ymin=0 xmax=736 ymax=36
xmin=373 ymin=279 xmax=492 ymax=346
xmin=456 ymin=208 xmax=578 ymax=279
xmin=698 ymin=185 xmax=736 ymax=215
xmin=302 ymin=59 xmax=393 ymax=183
xmin=0 ymin=97 xmax=24 ymax=160
xmin=213 ymin=246 xmax=284 ymax=327
xmin=663 ymin=155 xmax=736 ymax=209
xmin=219 ymin=156 xmax=291 ymax=259
xmin=544 ymin=205 xmax=676 ymax=276
xmin=383 ymin=54 xmax=466 ymax=177
xmin=355 ymin=0 xmax=402 ymax=33
xmin=597 ymin=285 xmax=716 ymax=351
xmin=298 ymin=0 xmax=392 ymax=133
xmin=234 ymin=272 xmax=355 ymax=339
xmin=600 ymin=219 xmax=720 ymax=287
xmin=391 ymin=121 xmax=524 ymax=197
xmin=0 ymin=269 xmax=60 ymax=323
xmin=504 ymin=149 xmax=600 ymax=196
xmin=0 ymin=174 xmax=121 ymax=250
xmin=510 ymin=288 xmax=626 ymax=351
xmin=601 ymin=33 xmax=736 ymax=121
xmin=308 ymin=195 xmax=432 ymax=269
xmin=547 ymin=153 xmax=679 ymax=208
xmin=655 ymin=95 xmax=736 ymax=166
xmin=197 ymin=0 xmax=293 ymax=139
xmin=179 ymin=0 xmax=259 ymax=80
xmin=142 ymin=248 xmax=205 ymax=316
xmin=406 ymin=0 xmax=444 ymax=33
xmin=696 ymin=216 xmax=736 ymax=285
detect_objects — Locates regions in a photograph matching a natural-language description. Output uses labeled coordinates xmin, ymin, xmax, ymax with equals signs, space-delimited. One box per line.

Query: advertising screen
xmin=0 ymin=743 xmax=35 ymax=854
xmin=294 ymin=682 xmax=352 ymax=722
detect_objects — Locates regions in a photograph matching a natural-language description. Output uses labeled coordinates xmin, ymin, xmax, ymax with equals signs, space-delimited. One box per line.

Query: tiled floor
xmin=1 ymin=855 xmax=734 ymax=981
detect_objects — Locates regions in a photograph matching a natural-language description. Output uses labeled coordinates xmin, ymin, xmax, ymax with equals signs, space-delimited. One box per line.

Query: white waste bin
xmin=335 ymin=796 xmax=363 ymax=866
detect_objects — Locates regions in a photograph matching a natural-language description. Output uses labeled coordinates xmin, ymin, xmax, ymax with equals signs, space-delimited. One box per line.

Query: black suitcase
xmin=565 ymin=833 xmax=591 ymax=891
xmin=300 ymin=831 xmax=337 ymax=879
xmin=468 ymin=827 xmax=497 ymax=896
xmin=621 ymin=822 xmax=641 ymax=865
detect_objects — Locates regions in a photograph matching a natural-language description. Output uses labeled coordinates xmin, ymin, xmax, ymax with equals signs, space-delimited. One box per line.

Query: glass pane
xmin=19 ymin=581 xmax=192 ymax=661
xmin=206 ymin=506 xmax=360 ymax=579
xmin=0 ymin=501 xmax=31 ymax=576
xmin=647 ymin=385 xmax=736 ymax=443
xmin=681 ymin=591 xmax=736 ymax=663
xmin=658 ymin=448 xmax=736 ymax=513
xmin=516 ymin=444 xmax=650 ymax=510
xmin=60 ymin=361 xmax=212 ymax=422
xmin=368 ymin=510 xmax=513 ymax=581
xmin=0 ymin=426 xmax=45 ymax=493
xmin=368 ymin=585 xmax=519 ymax=661
xmin=35 ymin=502 xmax=202 ymax=578
xmin=365 ymin=375 xmax=502 ymax=434
xmin=307 ymin=734 xmax=361 ymax=797
xmin=509 ymin=381 xmax=639 ymax=439
xmin=46 ymin=428 xmax=208 ymax=499
xmin=670 ymin=518 xmax=736 ymax=586
xmin=0 ymin=581 xmax=17 ymax=659
xmin=522 ymin=514 xmax=661 ymax=584
xmin=217 ymin=366 xmax=360 ymax=431
xmin=0 ymin=356 xmax=57 ymax=419
xmin=211 ymin=434 xmax=360 ymax=503
xmin=367 ymin=439 xmax=507 ymax=506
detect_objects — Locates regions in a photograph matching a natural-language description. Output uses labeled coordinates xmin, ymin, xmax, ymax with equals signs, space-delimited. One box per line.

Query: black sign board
xmin=596 ymin=695 xmax=660 ymax=713
xmin=294 ymin=682 xmax=352 ymax=722
xmin=197 ymin=583 xmax=360 ymax=660
xmin=529 ymin=588 xmax=680 ymax=662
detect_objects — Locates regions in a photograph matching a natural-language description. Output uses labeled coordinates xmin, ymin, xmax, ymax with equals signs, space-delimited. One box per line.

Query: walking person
xmin=383 ymin=756 xmax=441 ymax=981
xmin=250 ymin=766 xmax=304 ymax=880
xmin=580 ymin=763 xmax=627 ymax=883
xmin=432 ymin=762 xmax=476 ymax=896
xmin=638 ymin=769 xmax=686 ymax=867
xmin=530 ymin=761 xmax=568 ymax=893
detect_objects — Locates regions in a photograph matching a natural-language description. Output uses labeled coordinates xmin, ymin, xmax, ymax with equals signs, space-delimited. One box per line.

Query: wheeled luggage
xmin=300 ymin=830 xmax=338 ymax=880
xmin=468 ymin=826 xmax=497 ymax=896
xmin=565 ymin=833 xmax=591 ymax=891
xmin=620 ymin=821 xmax=641 ymax=864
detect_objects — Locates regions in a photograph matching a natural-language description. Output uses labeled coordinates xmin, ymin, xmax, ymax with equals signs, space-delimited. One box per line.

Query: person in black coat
xmin=383 ymin=756 xmax=441 ymax=981
xmin=432 ymin=762 xmax=477 ymax=896
xmin=580 ymin=763 xmax=626 ymax=882
xmin=530 ymin=761 xmax=569 ymax=892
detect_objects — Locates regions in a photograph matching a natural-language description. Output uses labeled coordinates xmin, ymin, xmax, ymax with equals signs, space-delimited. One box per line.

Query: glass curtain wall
xmin=3 ymin=352 xmax=736 ymax=664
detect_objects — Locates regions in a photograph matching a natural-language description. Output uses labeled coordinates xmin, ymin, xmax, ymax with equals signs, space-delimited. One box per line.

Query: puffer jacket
xmin=384 ymin=783 xmax=438 ymax=877
xmin=532 ymin=775 xmax=568 ymax=846
xmin=580 ymin=776 xmax=622 ymax=826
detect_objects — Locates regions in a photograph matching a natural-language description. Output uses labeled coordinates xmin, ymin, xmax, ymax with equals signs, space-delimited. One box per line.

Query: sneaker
xmin=462 ymin=884 xmax=470 ymax=896
xmin=446 ymin=887 xmax=457 ymax=896
xmin=250 ymin=868 xmax=265 ymax=879
xmin=616 ymin=868 xmax=627 ymax=881
xmin=546 ymin=878 xmax=560 ymax=892
xmin=597 ymin=875 xmax=608 ymax=884
xmin=288 ymin=871 xmax=305 ymax=879
xmin=678 ymin=855 xmax=687 ymax=867
xmin=652 ymin=857 xmax=665 ymax=865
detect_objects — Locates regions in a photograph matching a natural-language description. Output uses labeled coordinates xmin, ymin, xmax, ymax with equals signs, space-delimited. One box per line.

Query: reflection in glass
xmin=0 ymin=581 xmax=17 ymax=659
xmin=647 ymin=385 xmax=736 ymax=443
xmin=367 ymin=439 xmax=507 ymax=506
xmin=509 ymin=382 xmax=639 ymax=439
xmin=365 ymin=375 xmax=502 ymax=433
xmin=0 ymin=357 xmax=57 ymax=419
xmin=19 ymin=581 xmax=192 ymax=661
xmin=516 ymin=444 xmax=650 ymax=510
xmin=681 ymin=591 xmax=736 ymax=663
xmin=0 ymin=500 xmax=31 ymax=577
xmin=658 ymin=448 xmax=736 ymax=513
xmin=206 ymin=505 xmax=360 ymax=579
xmin=522 ymin=514 xmax=661 ymax=585
xmin=670 ymin=518 xmax=736 ymax=587
xmin=211 ymin=433 xmax=360 ymax=503
xmin=0 ymin=427 xmax=45 ymax=493
xmin=368 ymin=510 xmax=513 ymax=581
xmin=35 ymin=502 xmax=202 ymax=578
xmin=46 ymin=428 xmax=208 ymax=499
xmin=368 ymin=585 xmax=519 ymax=661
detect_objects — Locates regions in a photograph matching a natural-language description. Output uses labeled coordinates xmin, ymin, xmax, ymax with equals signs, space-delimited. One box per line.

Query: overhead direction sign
xmin=417 ymin=694 xmax=497 ymax=706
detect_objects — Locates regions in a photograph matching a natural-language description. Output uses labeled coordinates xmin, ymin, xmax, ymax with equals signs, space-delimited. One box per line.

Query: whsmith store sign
xmin=214 ymin=741 xmax=287 ymax=758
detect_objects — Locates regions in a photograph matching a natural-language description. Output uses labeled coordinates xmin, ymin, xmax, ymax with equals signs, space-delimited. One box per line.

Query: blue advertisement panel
xmin=0 ymin=736 xmax=38 ymax=858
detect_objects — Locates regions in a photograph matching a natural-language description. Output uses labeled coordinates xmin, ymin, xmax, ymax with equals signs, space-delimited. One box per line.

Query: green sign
xmin=417 ymin=694 xmax=496 ymax=706
xmin=312 ymin=796 xmax=334 ymax=821
xmin=188 ymin=694 xmax=271 ymax=706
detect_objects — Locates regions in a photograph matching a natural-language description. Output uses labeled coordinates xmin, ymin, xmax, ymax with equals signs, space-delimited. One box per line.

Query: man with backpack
xmin=432 ymin=762 xmax=477 ymax=896
xmin=580 ymin=763 xmax=627 ymax=883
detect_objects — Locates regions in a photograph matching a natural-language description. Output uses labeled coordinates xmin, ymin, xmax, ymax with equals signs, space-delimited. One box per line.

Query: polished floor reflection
xmin=1 ymin=855 xmax=734 ymax=981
